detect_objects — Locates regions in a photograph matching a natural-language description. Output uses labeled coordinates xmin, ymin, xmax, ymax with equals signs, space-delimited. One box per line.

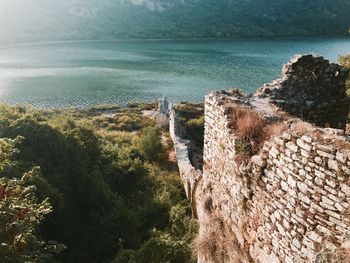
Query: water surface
xmin=0 ymin=38 xmax=349 ymax=108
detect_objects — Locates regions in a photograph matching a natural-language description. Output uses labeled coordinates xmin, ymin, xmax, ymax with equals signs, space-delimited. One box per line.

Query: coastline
xmin=1 ymin=35 xmax=350 ymax=48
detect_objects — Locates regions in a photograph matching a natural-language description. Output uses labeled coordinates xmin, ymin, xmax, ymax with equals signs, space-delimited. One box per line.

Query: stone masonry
xmin=170 ymin=55 xmax=350 ymax=262
xmin=169 ymin=109 xmax=202 ymax=218
xmin=199 ymin=91 xmax=350 ymax=262
xmin=257 ymin=55 xmax=349 ymax=129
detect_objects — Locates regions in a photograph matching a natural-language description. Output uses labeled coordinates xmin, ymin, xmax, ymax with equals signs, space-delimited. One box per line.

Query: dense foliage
xmin=175 ymin=102 xmax=204 ymax=170
xmin=0 ymin=138 xmax=65 ymax=262
xmin=340 ymin=54 xmax=350 ymax=123
xmin=1 ymin=0 xmax=350 ymax=43
xmin=0 ymin=104 xmax=196 ymax=263
xmin=339 ymin=54 xmax=350 ymax=95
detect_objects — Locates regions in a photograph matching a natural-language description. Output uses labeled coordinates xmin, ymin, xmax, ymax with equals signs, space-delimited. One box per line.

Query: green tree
xmin=0 ymin=138 xmax=65 ymax=263
xmin=113 ymin=203 xmax=196 ymax=263
xmin=0 ymin=105 xmax=196 ymax=263
xmin=339 ymin=54 xmax=350 ymax=95
xmin=137 ymin=127 xmax=163 ymax=162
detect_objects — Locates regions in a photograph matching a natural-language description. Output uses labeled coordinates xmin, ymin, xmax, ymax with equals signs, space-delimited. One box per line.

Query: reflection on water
xmin=0 ymin=38 xmax=349 ymax=108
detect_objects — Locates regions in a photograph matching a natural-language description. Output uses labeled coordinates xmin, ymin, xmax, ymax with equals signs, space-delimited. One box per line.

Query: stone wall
xmin=156 ymin=96 xmax=171 ymax=127
xmin=197 ymin=90 xmax=350 ymax=263
xmin=194 ymin=55 xmax=350 ymax=263
xmin=257 ymin=55 xmax=349 ymax=129
xmin=168 ymin=55 xmax=350 ymax=262
xmin=169 ymin=109 xmax=202 ymax=218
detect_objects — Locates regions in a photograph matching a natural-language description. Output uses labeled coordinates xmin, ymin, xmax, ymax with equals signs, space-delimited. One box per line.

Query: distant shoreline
xmin=1 ymin=35 xmax=350 ymax=48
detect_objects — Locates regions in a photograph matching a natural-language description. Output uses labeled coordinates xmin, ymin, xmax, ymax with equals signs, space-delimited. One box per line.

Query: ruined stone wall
xmin=169 ymin=109 xmax=202 ymax=217
xmin=167 ymin=55 xmax=350 ymax=262
xmin=257 ymin=55 xmax=349 ymax=129
xmin=198 ymin=91 xmax=350 ymax=263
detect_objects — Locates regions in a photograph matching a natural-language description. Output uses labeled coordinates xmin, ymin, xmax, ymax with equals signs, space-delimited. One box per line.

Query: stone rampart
xmin=169 ymin=109 xmax=202 ymax=218
xmin=197 ymin=90 xmax=350 ymax=263
xmin=257 ymin=55 xmax=349 ymax=129
xmin=169 ymin=55 xmax=350 ymax=262
xmin=195 ymin=55 xmax=350 ymax=263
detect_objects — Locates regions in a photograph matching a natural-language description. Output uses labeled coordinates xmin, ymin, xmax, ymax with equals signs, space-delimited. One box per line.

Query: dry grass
xmin=292 ymin=121 xmax=313 ymax=135
xmin=231 ymin=106 xmax=287 ymax=163
xmin=314 ymin=248 xmax=350 ymax=263
xmin=234 ymin=152 xmax=252 ymax=166
xmin=265 ymin=122 xmax=288 ymax=138
xmin=194 ymin=212 xmax=245 ymax=263
xmin=231 ymin=108 xmax=267 ymax=164
xmin=232 ymin=108 xmax=267 ymax=142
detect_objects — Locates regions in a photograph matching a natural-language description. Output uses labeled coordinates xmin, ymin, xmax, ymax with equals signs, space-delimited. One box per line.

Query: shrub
xmin=0 ymin=138 xmax=65 ymax=263
xmin=186 ymin=116 xmax=205 ymax=141
xmin=176 ymin=103 xmax=204 ymax=121
xmin=0 ymin=176 xmax=66 ymax=263
xmin=314 ymin=247 xmax=350 ymax=263
xmin=113 ymin=202 xmax=196 ymax=263
xmin=232 ymin=107 xmax=266 ymax=142
xmin=231 ymin=106 xmax=287 ymax=163
xmin=112 ymin=250 xmax=137 ymax=263
xmin=234 ymin=139 xmax=253 ymax=164
xmin=231 ymin=107 xmax=267 ymax=162
xmin=339 ymin=54 xmax=350 ymax=96
xmin=176 ymin=103 xmax=205 ymax=169
xmin=137 ymin=126 xmax=163 ymax=162
xmin=339 ymin=54 xmax=350 ymax=123
xmin=194 ymin=212 xmax=244 ymax=263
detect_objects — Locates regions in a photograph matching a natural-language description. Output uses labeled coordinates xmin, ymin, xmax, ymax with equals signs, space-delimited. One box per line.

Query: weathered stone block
xmin=297 ymin=139 xmax=312 ymax=152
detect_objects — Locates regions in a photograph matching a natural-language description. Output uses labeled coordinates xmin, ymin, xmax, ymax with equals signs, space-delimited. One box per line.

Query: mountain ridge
xmin=0 ymin=0 xmax=350 ymax=43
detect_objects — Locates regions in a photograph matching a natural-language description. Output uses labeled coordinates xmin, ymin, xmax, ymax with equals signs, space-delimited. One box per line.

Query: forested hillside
xmin=1 ymin=0 xmax=350 ymax=43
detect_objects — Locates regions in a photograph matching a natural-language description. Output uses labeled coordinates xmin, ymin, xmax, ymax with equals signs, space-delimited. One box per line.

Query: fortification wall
xmin=169 ymin=109 xmax=202 ymax=218
xmin=195 ymin=55 xmax=350 ymax=263
xmin=197 ymin=91 xmax=350 ymax=263
xmin=169 ymin=54 xmax=350 ymax=262
xmin=257 ymin=55 xmax=349 ymax=129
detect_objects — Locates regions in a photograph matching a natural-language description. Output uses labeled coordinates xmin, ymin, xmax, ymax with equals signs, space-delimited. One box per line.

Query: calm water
xmin=0 ymin=38 xmax=350 ymax=108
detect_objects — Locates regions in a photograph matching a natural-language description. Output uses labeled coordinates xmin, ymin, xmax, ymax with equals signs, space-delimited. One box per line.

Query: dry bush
xmin=194 ymin=212 xmax=245 ymax=263
xmin=231 ymin=107 xmax=286 ymax=163
xmin=232 ymin=108 xmax=267 ymax=142
xmin=265 ymin=122 xmax=288 ymax=138
xmin=314 ymin=247 xmax=350 ymax=263
xmin=231 ymin=108 xmax=267 ymax=163
xmin=234 ymin=152 xmax=252 ymax=165
xmin=292 ymin=121 xmax=313 ymax=135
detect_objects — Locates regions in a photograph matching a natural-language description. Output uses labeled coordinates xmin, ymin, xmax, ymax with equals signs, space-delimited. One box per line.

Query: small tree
xmin=137 ymin=127 xmax=163 ymax=162
xmin=339 ymin=55 xmax=350 ymax=95
xmin=0 ymin=137 xmax=65 ymax=262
